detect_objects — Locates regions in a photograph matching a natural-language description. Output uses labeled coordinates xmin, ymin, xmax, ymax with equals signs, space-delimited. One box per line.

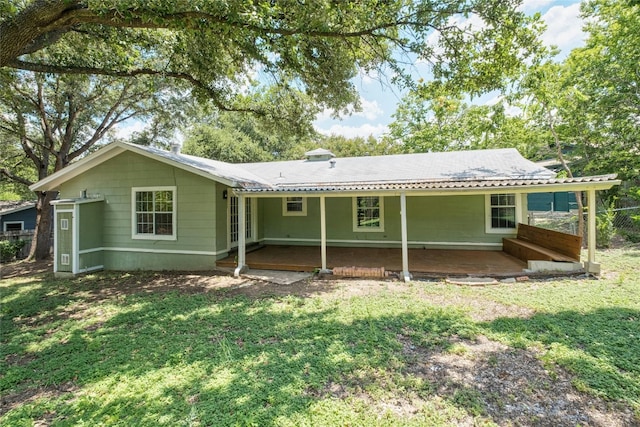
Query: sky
xmin=116 ymin=0 xmax=587 ymax=142
xmin=313 ymin=0 xmax=587 ymax=139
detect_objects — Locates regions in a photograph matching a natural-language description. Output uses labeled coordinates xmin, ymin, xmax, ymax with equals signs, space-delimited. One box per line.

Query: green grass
xmin=1 ymin=246 xmax=639 ymax=426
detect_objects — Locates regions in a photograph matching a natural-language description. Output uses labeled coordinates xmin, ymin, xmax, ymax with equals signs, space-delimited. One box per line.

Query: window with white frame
xmin=282 ymin=196 xmax=307 ymax=216
xmin=353 ymin=196 xmax=384 ymax=232
xmin=486 ymin=193 xmax=518 ymax=233
xmin=132 ymin=187 xmax=176 ymax=239
xmin=3 ymin=221 xmax=23 ymax=232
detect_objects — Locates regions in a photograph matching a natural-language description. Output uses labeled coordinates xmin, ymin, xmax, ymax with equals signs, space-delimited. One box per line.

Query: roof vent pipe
xmin=170 ymin=143 xmax=181 ymax=154
xmin=329 ymin=159 xmax=336 ymax=168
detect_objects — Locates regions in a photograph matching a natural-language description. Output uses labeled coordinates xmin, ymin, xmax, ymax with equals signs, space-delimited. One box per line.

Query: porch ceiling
xmin=217 ymin=245 xmax=528 ymax=276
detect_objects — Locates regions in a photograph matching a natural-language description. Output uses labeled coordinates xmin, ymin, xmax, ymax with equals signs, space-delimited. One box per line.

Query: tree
xmin=0 ymin=71 xmax=183 ymax=259
xmin=389 ymin=83 xmax=549 ymax=158
xmin=1 ymin=0 xmax=545 ymax=123
xmin=563 ymin=0 xmax=640 ymax=182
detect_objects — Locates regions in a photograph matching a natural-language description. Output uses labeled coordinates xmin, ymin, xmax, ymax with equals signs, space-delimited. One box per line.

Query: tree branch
xmin=0 ymin=167 xmax=34 ymax=187
xmin=8 ymin=60 xmax=263 ymax=114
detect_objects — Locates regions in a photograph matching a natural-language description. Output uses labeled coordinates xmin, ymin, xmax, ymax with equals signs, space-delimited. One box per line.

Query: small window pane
xmin=134 ymin=189 xmax=175 ymax=237
xmin=490 ymin=193 xmax=516 ymax=229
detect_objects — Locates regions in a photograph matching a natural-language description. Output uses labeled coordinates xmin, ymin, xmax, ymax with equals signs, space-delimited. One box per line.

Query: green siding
xmin=78 ymin=201 xmax=104 ymax=271
xmin=261 ymin=194 xmax=514 ymax=249
xmin=56 ymin=211 xmax=73 ymax=272
xmin=104 ymin=252 xmax=215 ymax=271
xmin=216 ymin=185 xmax=228 ymax=254
xmin=79 ymin=202 xmax=103 ymax=250
xmin=58 ymin=151 xmax=219 ymax=270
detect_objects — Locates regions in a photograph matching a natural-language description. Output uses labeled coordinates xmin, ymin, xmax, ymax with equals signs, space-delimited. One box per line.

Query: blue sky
xmin=115 ymin=1 xmax=586 ymax=142
xmin=313 ymin=0 xmax=587 ymax=139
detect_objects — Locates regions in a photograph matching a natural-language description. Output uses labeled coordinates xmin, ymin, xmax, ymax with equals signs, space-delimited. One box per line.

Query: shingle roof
xmin=238 ymin=148 xmax=557 ymax=190
xmin=0 ymin=201 xmax=36 ymax=215
xmin=29 ymin=142 xmax=620 ymax=194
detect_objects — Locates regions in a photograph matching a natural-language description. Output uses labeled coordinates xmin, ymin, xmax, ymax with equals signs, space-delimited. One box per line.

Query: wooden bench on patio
xmin=503 ymin=223 xmax=582 ymax=263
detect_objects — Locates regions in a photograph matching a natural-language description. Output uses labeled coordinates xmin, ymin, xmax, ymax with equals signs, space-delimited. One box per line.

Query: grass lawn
xmin=1 ymin=246 xmax=639 ymax=426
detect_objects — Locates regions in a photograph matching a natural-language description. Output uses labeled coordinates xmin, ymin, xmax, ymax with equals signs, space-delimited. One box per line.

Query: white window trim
xmin=131 ymin=186 xmax=177 ymax=240
xmin=485 ymin=193 xmax=521 ymax=234
xmin=282 ymin=196 xmax=307 ymax=216
xmin=3 ymin=221 xmax=24 ymax=232
xmin=352 ymin=196 xmax=385 ymax=232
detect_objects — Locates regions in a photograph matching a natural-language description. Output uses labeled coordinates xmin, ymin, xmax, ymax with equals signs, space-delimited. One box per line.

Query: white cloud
xmin=519 ymin=0 xmax=555 ymax=12
xmin=114 ymin=120 xmax=147 ymax=140
xmin=315 ymin=97 xmax=384 ymax=122
xmin=357 ymin=99 xmax=384 ymax=121
xmin=541 ymin=3 xmax=586 ymax=54
xmin=316 ymin=123 xmax=389 ymax=139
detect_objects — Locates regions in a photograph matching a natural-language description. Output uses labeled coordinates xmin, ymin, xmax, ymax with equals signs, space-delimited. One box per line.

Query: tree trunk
xmin=28 ymin=191 xmax=57 ymax=261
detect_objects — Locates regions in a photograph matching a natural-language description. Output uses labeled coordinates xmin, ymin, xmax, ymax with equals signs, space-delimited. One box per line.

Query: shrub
xmin=0 ymin=239 xmax=27 ymax=262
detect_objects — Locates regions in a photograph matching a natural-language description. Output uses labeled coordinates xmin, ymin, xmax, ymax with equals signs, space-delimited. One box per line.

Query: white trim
xmin=81 ymin=247 xmax=225 ymax=256
xmin=263 ymin=237 xmax=502 ymax=247
xmin=0 ymin=202 xmax=35 ymax=216
xmin=3 ymin=221 xmax=24 ymax=232
xmin=587 ymin=188 xmax=596 ymax=265
xmin=53 ymin=209 xmax=59 ymax=273
xmin=73 ymin=203 xmax=79 ymax=274
xmin=352 ymin=196 xmax=385 ymax=232
xmin=30 ymin=141 xmax=238 ymax=192
xmin=131 ymin=186 xmax=177 ymax=241
xmin=320 ymin=195 xmax=327 ymax=271
xmin=51 ymin=197 xmax=104 ymax=206
xmin=282 ymin=196 xmax=307 ymax=216
xmin=400 ymin=192 xmax=410 ymax=281
xmin=485 ymin=193 xmax=521 ymax=234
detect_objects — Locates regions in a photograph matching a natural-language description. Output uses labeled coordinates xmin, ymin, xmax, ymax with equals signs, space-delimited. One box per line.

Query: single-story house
xmin=0 ymin=201 xmax=37 ymax=232
xmin=29 ymin=141 xmax=619 ymax=279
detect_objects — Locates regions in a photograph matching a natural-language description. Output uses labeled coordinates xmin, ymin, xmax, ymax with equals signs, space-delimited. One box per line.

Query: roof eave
xmin=29 ymin=141 xmax=241 ymax=191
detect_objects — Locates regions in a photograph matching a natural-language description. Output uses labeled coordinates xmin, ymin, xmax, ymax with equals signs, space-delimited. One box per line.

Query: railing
xmin=528 ymin=206 xmax=640 ymax=247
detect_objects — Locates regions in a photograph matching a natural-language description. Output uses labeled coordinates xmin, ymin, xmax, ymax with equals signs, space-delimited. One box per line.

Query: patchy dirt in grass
xmin=0 ymin=382 xmax=78 ymax=418
xmin=397 ymin=334 xmax=637 ymax=426
xmin=0 ymin=260 xmax=52 ymax=279
xmin=3 ymin=266 xmax=639 ymax=425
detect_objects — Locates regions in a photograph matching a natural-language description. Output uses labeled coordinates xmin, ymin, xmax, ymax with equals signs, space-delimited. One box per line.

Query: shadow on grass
xmin=1 ymin=276 xmax=473 ymax=426
xmin=484 ymin=307 xmax=640 ymax=405
xmin=3 ymin=274 xmax=639 ymax=425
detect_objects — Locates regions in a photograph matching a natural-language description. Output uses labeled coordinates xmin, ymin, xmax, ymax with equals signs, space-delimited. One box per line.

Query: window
xmin=353 ymin=196 xmax=384 ymax=232
xmin=3 ymin=221 xmax=23 ymax=232
xmin=282 ymin=196 xmax=307 ymax=216
xmin=486 ymin=193 xmax=518 ymax=233
xmin=60 ymin=219 xmax=69 ymax=230
xmin=132 ymin=187 xmax=176 ymax=240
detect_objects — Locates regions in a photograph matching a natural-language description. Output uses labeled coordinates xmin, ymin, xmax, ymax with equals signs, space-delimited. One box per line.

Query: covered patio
xmin=217 ymin=245 xmax=528 ymax=276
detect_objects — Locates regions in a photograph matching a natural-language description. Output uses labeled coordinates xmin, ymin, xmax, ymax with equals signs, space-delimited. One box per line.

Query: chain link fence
xmin=528 ymin=206 xmax=640 ymax=248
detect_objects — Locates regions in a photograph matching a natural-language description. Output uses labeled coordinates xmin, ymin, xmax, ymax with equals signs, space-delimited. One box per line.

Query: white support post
xmin=400 ymin=192 xmax=411 ymax=282
xmin=320 ymin=195 xmax=329 ymax=273
xmin=234 ymin=194 xmax=247 ymax=277
xmin=586 ymin=188 xmax=600 ymax=274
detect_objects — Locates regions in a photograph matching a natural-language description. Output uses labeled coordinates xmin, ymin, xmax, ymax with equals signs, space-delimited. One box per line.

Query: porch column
xmin=234 ymin=194 xmax=247 ymax=277
xmin=400 ymin=192 xmax=411 ymax=282
xmin=586 ymin=188 xmax=599 ymax=274
xmin=320 ymin=195 xmax=329 ymax=272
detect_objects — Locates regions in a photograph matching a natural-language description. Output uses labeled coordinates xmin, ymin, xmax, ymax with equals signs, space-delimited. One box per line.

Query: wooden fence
xmin=0 ymin=230 xmax=35 ymax=260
